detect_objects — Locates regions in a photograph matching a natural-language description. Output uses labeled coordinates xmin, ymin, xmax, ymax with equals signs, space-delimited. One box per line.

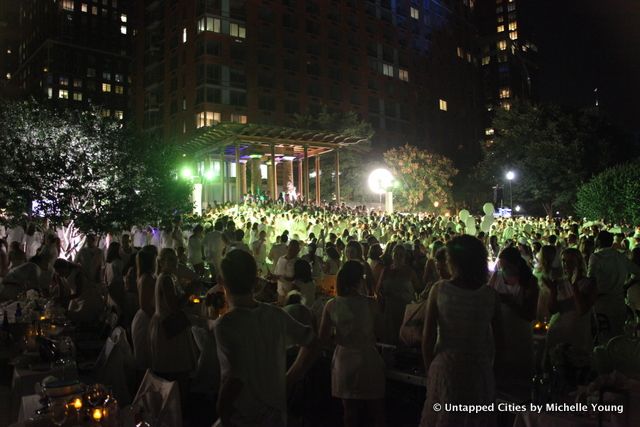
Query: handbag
xmin=399 ymin=300 xmax=427 ymax=347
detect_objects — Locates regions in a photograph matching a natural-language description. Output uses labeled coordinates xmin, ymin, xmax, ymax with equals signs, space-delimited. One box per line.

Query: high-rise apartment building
xmin=477 ymin=0 xmax=537 ymax=117
xmin=5 ymin=0 xmax=132 ymax=120
xmin=133 ymin=0 xmax=484 ymax=165
xmin=0 ymin=0 xmax=20 ymax=98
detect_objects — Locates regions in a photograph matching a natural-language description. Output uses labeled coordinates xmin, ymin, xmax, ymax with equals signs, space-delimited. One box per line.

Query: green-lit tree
xmin=291 ymin=107 xmax=374 ymax=202
xmin=576 ymin=160 xmax=640 ymax=224
xmin=383 ymin=144 xmax=458 ymax=211
xmin=0 ymin=100 xmax=191 ymax=243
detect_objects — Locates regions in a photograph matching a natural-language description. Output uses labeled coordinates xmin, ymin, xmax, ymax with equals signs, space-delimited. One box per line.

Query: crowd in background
xmin=2 ymin=200 xmax=640 ymax=427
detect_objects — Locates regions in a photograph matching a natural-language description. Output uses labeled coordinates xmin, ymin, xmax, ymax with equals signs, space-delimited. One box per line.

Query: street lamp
xmin=368 ymin=168 xmax=394 ymax=213
xmin=506 ymin=170 xmax=515 ymax=209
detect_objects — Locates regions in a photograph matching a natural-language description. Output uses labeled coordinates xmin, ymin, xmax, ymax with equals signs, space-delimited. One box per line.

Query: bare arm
xmin=421 ymin=283 xmax=439 ymax=374
xmin=138 ymin=276 xmax=155 ymax=317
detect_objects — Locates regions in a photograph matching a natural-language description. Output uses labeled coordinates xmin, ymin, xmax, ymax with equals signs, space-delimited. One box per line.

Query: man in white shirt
xmin=273 ymin=240 xmax=300 ymax=305
xmin=268 ymin=234 xmax=288 ymax=268
xmin=214 ymin=249 xmax=315 ymax=426
xmin=204 ymin=221 xmax=225 ymax=277
xmin=74 ymin=234 xmax=103 ymax=284
xmin=251 ymin=230 xmax=268 ymax=276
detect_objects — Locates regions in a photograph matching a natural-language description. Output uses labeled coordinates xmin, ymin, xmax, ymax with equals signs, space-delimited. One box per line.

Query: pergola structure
xmin=181 ymin=123 xmax=369 ymax=209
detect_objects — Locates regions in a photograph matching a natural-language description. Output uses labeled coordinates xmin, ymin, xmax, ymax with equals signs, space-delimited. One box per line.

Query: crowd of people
xmin=1 ymin=200 xmax=640 ymax=426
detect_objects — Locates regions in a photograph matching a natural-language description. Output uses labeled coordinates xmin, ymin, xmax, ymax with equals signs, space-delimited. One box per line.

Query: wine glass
xmin=49 ymin=401 xmax=68 ymax=426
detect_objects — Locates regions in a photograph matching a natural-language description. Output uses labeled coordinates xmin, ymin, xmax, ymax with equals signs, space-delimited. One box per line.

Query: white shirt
xmin=188 ymin=235 xmax=204 ymax=265
xmin=7 ymin=226 xmax=24 ymax=246
xmin=214 ymin=303 xmax=314 ymax=426
xmin=274 ymin=256 xmax=297 ymax=295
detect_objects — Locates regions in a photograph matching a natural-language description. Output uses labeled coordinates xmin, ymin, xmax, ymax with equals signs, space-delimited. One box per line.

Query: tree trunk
xmin=542 ymin=203 xmax=553 ymax=218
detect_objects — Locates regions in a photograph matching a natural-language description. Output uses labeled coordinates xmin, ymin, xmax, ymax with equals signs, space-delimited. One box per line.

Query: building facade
xmin=0 ymin=0 xmax=20 ymax=98
xmin=4 ymin=0 xmax=132 ymax=120
xmin=133 ymin=0 xmax=484 ymax=166
xmin=477 ymin=0 xmax=538 ymax=135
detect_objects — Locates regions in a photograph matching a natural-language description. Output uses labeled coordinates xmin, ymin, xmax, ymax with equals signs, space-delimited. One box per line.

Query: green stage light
xmin=181 ymin=166 xmax=194 ymax=179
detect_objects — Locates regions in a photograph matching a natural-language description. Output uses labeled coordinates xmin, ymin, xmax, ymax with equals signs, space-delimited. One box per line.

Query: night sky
xmin=529 ymin=0 xmax=640 ymax=134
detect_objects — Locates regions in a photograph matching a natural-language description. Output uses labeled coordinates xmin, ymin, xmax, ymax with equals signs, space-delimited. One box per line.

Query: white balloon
xmin=459 ymin=209 xmax=470 ymax=222
xmin=480 ymin=217 xmax=493 ymax=233
xmin=483 ymin=203 xmax=495 ymax=216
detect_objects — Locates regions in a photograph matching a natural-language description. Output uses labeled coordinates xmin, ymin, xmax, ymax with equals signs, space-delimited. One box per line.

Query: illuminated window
xmin=59 ymin=76 xmax=69 ymax=86
xmin=382 ymin=63 xmax=394 ymax=77
xmin=230 ymin=23 xmax=246 ymax=38
xmin=399 ymin=69 xmax=409 ymax=82
xmin=499 ymin=87 xmax=511 ymax=99
xmin=120 ymin=25 xmax=127 ymax=35
xmin=72 ymin=79 xmax=82 ymax=88
xmin=120 ymin=14 xmax=127 ymax=23
xmin=115 ymin=73 xmax=123 ymax=83
xmin=115 ymin=85 xmax=124 ymax=94
xmin=497 ymin=15 xmax=504 ymax=23
xmin=182 ymin=98 xmax=187 ymax=110
xmin=509 ymin=31 xmax=518 ymax=40
xmin=87 ymin=67 xmax=95 ymax=77
xmin=439 ymin=99 xmax=448 ymax=111
xmin=102 ymin=83 xmax=111 ymax=92
xmin=81 ymin=3 xmax=88 ymax=12
xmin=497 ymin=25 xmax=505 ymax=33
xmin=103 ymin=71 xmax=111 ymax=80
xmin=502 ymin=102 xmax=511 ymax=111
xmin=457 ymin=47 xmax=463 ymax=58
xmin=466 ymin=53 xmax=472 ymax=63
xmin=114 ymin=110 xmax=124 ymax=120
xmin=198 ymin=17 xmax=221 ymax=33
xmin=58 ymin=89 xmax=69 ymax=99
xmin=5 ymin=72 xmax=10 ymax=79
xmin=410 ymin=7 xmax=419 ymax=19
xmin=508 ymin=21 xmax=517 ymax=30
xmin=196 ymin=111 xmax=221 ymax=128
xmin=508 ymin=3 xmax=516 ymax=11
xmin=482 ymin=56 xmax=491 ymax=65
xmin=497 ymin=40 xmax=507 ymax=50
xmin=101 ymin=109 xmax=111 ymax=117
xmin=183 ymin=28 xmax=187 ymax=43
xmin=92 ymin=6 xmax=97 ymax=15
xmin=47 ymin=88 xmax=53 ymax=99
xmin=485 ymin=128 xmax=495 ymax=136
xmin=62 ymin=0 xmax=74 ymax=11
xmin=73 ymin=92 xmax=83 ymax=101
xmin=230 ymin=114 xmax=248 ymax=124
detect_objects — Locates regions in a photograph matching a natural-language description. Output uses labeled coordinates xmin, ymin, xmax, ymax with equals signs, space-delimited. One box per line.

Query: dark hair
xmin=446 ymin=235 xmax=489 ymax=288
xmin=193 ymin=224 xmax=203 ymax=234
xmin=326 ymin=246 xmax=340 ymax=261
xmin=29 ymin=254 xmax=45 ymax=266
xmin=281 ymin=233 xmax=289 ymax=244
xmin=137 ymin=250 xmax=156 ymax=277
xmin=220 ymin=249 xmax=257 ymax=295
xmin=235 ymin=229 xmax=245 ymax=241
xmin=597 ymin=230 xmax=614 ymax=248
xmin=294 ymin=259 xmax=313 ymax=282
xmin=337 ymin=260 xmax=364 ymax=296
xmin=368 ymin=243 xmax=383 ymax=261
xmin=285 ymin=292 xmax=303 ymax=305
xmin=106 ymin=242 xmax=121 ymax=263
xmin=499 ymin=246 xmax=535 ymax=287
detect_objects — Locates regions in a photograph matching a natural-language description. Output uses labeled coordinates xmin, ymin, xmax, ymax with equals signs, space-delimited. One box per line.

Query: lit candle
xmin=92 ymin=408 xmax=103 ymax=421
xmin=192 ymin=298 xmax=201 ymax=304
xmin=72 ymin=398 xmax=83 ymax=410
xmin=40 ymin=316 xmax=46 ymax=321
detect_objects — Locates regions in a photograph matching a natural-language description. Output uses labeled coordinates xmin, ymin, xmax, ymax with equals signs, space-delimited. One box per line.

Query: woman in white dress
xmin=377 ymin=245 xmax=421 ymax=344
xmin=488 ymin=246 xmax=539 ymax=383
xmin=545 ymin=248 xmax=596 ymax=358
xmin=421 ymin=235 xmax=502 ymax=427
xmin=319 ymin=260 xmax=385 ymax=427
xmin=131 ymin=248 xmax=156 ymax=372
xmin=149 ymin=248 xmax=196 ymax=404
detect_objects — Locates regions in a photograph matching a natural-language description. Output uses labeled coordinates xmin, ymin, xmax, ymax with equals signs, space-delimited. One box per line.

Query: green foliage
xmin=476 ymin=102 xmax=635 ymax=216
xmin=0 ymin=100 xmax=191 ymax=231
xmin=383 ymin=144 xmax=458 ymax=211
xmin=576 ymin=160 xmax=640 ymax=224
xmin=291 ymin=106 xmax=374 ymax=202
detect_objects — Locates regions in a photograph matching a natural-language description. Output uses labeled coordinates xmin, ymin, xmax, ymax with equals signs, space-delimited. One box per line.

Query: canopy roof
xmin=181 ymin=122 xmax=369 ymax=160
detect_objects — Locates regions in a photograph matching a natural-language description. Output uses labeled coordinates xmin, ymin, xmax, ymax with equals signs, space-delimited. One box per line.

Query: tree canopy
xmin=383 ymin=144 xmax=457 ymax=211
xmin=0 ymin=100 xmax=191 ymax=232
xmin=576 ymin=160 xmax=640 ymax=225
xmin=476 ymin=102 xmax=635 ymax=216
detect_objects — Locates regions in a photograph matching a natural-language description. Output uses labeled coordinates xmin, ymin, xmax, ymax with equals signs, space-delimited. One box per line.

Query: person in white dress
xmin=273 ymin=240 xmax=300 ymax=305
xmin=319 ymin=260 xmax=385 ymax=427
xmin=545 ymin=248 xmax=597 ymax=359
xmin=131 ymin=248 xmax=157 ymax=372
xmin=488 ymin=246 xmax=539 ymax=383
xmin=251 ymin=230 xmax=268 ymax=276
xmin=188 ymin=224 xmax=205 ymax=277
xmin=421 ymin=235 xmax=503 ymax=427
